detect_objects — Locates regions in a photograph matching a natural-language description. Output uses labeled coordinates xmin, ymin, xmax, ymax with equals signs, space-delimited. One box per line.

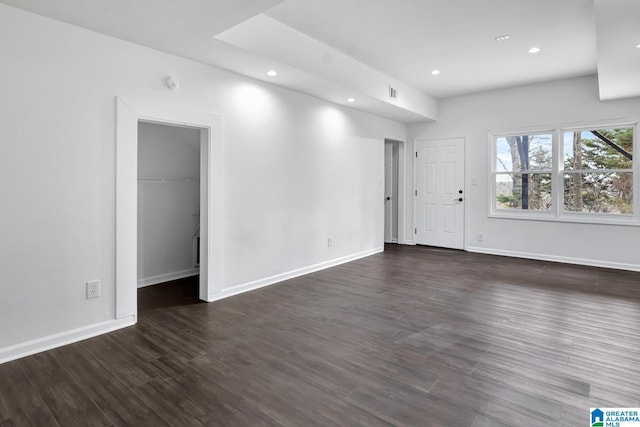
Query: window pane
xmin=496 ymin=173 xmax=552 ymax=211
xmin=496 ymin=133 xmax=552 ymax=172
xmin=564 ymin=172 xmax=633 ymax=214
xmin=563 ymin=128 xmax=633 ymax=170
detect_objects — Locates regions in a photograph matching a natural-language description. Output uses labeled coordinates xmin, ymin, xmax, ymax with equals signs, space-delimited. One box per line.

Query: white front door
xmin=414 ymin=138 xmax=465 ymax=249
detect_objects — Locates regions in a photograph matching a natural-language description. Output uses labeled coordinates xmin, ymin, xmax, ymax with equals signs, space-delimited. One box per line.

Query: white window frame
xmin=489 ymin=120 xmax=639 ymax=225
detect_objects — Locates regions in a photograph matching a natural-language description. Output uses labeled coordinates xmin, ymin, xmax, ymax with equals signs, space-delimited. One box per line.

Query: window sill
xmin=489 ymin=211 xmax=640 ymax=227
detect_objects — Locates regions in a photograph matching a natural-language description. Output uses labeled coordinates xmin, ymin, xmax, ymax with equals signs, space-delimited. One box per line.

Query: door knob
xmin=386 ymin=196 xmax=391 ymax=201
xmin=459 ymin=189 xmax=463 ymax=194
xmin=454 ymin=197 xmax=463 ymax=202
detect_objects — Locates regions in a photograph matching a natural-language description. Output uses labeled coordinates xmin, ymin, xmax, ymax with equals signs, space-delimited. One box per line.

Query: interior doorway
xmin=384 ymin=139 xmax=400 ymax=243
xmin=116 ymin=97 xmax=223 ymax=322
xmin=137 ymin=122 xmax=201 ymax=300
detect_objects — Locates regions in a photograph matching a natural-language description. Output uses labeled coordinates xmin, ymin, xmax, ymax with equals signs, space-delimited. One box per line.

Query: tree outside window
xmin=494 ymin=133 xmax=553 ymax=211
xmin=563 ymin=128 xmax=633 ymax=214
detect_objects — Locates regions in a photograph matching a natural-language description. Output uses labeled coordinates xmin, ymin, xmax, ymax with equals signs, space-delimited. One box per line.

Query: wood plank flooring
xmin=1 ymin=245 xmax=640 ymax=426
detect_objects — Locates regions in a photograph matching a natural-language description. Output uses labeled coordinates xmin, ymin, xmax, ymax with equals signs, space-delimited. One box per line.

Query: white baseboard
xmin=0 ymin=316 xmax=136 ymax=365
xmin=137 ymin=268 xmax=199 ymax=288
xmin=466 ymin=246 xmax=640 ymax=272
xmin=404 ymin=240 xmax=416 ymax=245
xmin=207 ymin=247 xmax=384 ymax=302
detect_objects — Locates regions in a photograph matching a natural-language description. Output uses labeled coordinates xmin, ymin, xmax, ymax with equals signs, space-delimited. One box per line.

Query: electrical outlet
xmin=328 ymin=236 xmax=333 ymax=247
xmin=86 ymin=280 xmax=100 ymax=299
xmin=477 ymin=233 xmax=484 ymax=242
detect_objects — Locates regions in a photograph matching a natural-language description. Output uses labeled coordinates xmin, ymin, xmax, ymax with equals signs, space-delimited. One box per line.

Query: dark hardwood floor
xmin=1 ymin=245 xmax=640 ymax=426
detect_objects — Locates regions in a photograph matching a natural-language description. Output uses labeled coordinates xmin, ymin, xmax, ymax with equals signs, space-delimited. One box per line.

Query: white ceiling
xmin=266 ymin=0 xmax=597 ymax=99
xmin=2 ymin=0 xmax=638 ymax=122
xmin=0 ymin=0 xmax=286 ymax=46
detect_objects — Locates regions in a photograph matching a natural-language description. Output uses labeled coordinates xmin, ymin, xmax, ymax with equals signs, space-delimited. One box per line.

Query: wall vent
xmin=388 ymin=85 xmax=399 ymax=101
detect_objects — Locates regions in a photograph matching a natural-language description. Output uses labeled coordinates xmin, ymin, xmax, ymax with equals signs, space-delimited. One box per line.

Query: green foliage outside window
xmin=563 ymin=128 xmax=633 ymax=214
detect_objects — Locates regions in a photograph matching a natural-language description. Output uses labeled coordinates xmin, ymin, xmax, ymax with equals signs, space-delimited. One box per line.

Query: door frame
xmin=412 ymin=136 xmax=466 ymax=250
xmin=116 ymin=97 xmax=223 ymax=320
xmin=383 ymin=137 xmax=407 ymax=244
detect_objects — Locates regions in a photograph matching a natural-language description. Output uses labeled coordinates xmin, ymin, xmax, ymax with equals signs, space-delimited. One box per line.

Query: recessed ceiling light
xmin=266 ymin=70 xmax=278 ymax=77
xmin=495 ymin=35 xmax=510 ymax=41
xmin=347 ymin=97 xmax=355 ymax=103
xmin=636 ymin=43 xmax=640 ymax=48
xmin=528 ymin=47 xmax=541 ymax=54
xmin=431 ymin=69 xmax=441 ymax=75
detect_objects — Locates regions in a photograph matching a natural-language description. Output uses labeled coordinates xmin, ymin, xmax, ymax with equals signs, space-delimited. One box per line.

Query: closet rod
xmin=138 ymin=176 xmax=199 ymax=183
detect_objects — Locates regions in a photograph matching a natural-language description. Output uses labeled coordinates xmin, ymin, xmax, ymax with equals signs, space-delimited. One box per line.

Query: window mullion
xmin=553 ymin=128 xmax=561 ymax=218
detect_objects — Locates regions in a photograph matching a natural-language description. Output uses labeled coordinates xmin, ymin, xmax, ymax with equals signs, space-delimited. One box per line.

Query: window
xmin=494 ymin=132 xmax=553 ymax=211
xmin=563 ymin=128 xmax=633 ymax=214
xmin=490 ymin=122 xmax=638 ymax=223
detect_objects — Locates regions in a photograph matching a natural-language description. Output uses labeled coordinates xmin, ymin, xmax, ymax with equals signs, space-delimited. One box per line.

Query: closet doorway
xmin=116 ymin=97 xmax=223 ymax=321
xmin=137 ymin=122 xmax=201 ymax=307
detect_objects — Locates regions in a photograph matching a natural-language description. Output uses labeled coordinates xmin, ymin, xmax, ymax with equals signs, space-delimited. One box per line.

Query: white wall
xmin=408 ymin=75 xmax=640 ymax=270
xmin=0 ymin=4 xmax=405 ymax=354
xmin=137 ymin=123 xmax=200 ymax=286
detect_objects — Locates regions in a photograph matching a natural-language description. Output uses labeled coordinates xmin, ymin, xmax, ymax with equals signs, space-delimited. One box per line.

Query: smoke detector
xmin=165 ymin=76 xmax=179 ymax=90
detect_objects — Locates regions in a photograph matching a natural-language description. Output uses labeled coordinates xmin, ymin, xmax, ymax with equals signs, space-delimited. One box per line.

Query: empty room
xmin=1 ymin=0 xmax=639 ymax=426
